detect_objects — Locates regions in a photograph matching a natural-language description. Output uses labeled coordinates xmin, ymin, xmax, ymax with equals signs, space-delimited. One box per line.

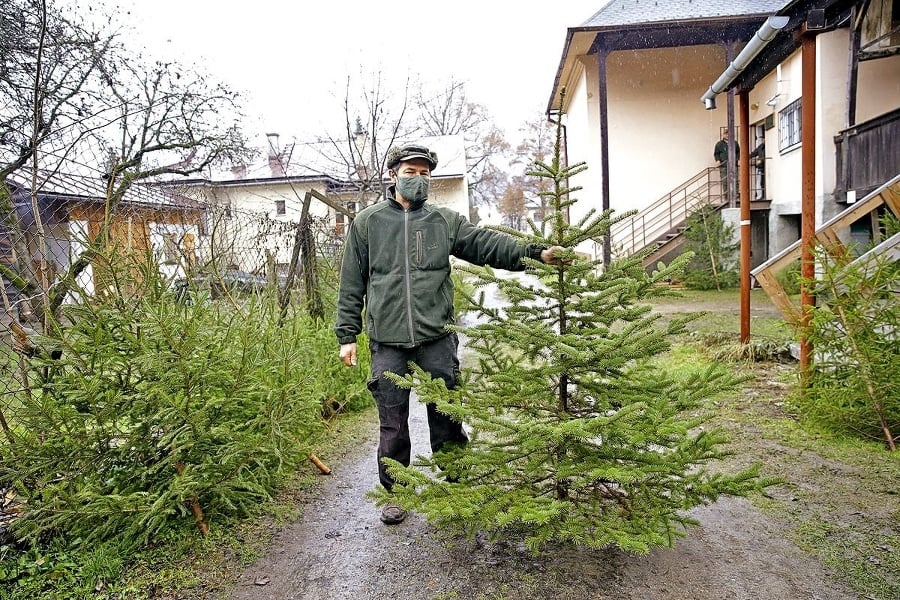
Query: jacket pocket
xmin=413 ymin=224 xmax=450 ymax=271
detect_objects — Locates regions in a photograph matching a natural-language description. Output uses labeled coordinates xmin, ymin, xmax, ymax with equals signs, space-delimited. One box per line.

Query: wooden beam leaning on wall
xmin=750 ymin=173 xmax=900 ymax=324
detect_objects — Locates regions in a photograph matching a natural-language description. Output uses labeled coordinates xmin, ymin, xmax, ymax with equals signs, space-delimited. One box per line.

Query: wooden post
xmin=278 ymin=192 xmax=311 ymax=325
xmin=597 ymin=45 xmax=612 ymax=268
xmin=739 ymin=91 xmax=752 ymax=343
xmin=800 ymin=30 xmax=818 ymax=382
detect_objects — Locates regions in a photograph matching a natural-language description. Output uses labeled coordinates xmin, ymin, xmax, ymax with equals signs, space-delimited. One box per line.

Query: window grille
xmin=778 ymin=98 xmax=802 ymax=152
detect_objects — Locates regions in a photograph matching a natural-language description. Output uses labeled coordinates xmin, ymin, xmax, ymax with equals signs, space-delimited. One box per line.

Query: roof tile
xmin=582 ymin=0 xmax=790 ymax=27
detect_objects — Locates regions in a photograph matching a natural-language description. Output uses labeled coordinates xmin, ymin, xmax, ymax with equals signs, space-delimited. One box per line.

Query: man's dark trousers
xmin=367 ymin=333 xmax=468 ymax=491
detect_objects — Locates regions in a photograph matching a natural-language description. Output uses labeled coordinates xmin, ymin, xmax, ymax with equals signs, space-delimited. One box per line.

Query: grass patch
xmin=647 ymin=290 xmax=898 ymax=599
xmin=793 ymin=516 xmax=900 ymax=598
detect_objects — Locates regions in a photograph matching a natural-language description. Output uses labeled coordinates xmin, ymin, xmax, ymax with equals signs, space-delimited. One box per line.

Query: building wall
xmin=427 ymin=177 xmax=469 ymax=216
xmin=557 ymin=14 xmax=898 ymax=266
xmin=192 ymin=181 xmax=333 ymax=270
xmin=565 ymin=59 xmax=602 ymax=257
xmin=212 ymin=180 xmax=333 ymax=222
xmin=748 ymin=28 xmax=899 ymax=258
xmin=187 ymin=174 xmax=469 ymax=271
xmin=856 ymin=53 xmax=900 ymax=123
xmin=563 ymin=44 xmax=730 ymax=258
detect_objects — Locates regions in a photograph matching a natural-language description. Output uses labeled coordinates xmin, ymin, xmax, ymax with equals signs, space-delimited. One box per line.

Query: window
xmin=275 ymin=199 xmax=286 ymax=216
xmin=861 ymin=0 xmax=900 ymax=52
xmin=778 ymin=98 xmax=802 ymax=152
xmin=335 ymin=212 xmax=346 ymax=235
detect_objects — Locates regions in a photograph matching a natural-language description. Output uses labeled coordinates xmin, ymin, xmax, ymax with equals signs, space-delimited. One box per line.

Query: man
xmin=714 ymin=128 xmax=740 ymax=201
xmin=749 ymin=138 xmax=766 ymax=200
xmin=335 ymin=143 xmax=563 ymax=524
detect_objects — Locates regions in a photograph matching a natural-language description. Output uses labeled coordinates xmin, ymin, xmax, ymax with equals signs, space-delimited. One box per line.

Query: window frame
xmin=778 ymin=97 xmax=802 ymax=153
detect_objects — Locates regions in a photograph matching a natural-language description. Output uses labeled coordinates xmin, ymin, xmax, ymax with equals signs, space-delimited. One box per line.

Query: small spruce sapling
xmin=374 ymin=101 xmax=769 ymax=554
xmin=803 ymin=214 xmax=899 ymax=451
xmin=682 ymin=203 xmax=739 ymax=291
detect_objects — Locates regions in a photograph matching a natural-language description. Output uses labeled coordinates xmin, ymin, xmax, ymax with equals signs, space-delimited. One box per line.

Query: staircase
xmin=610 ymin=167 xmax=726 ymax=267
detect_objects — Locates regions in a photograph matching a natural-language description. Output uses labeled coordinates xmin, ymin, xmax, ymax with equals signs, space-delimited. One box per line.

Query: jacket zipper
xmin=415 ymin=230 xmax=424 ymax=266
xmin=403 ymin=210 xmax=416 ymax=344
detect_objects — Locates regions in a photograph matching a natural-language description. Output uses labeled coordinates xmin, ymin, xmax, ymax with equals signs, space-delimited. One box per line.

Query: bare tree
xmin=299 ymin=68 xmax=418 ymax=208
xmin=512 ymin=112 xmax=556 ymax=226
xmin=415 ymin=78 xmax=510 ymax=219
xmin=0 ymin=0 xmax=117 ymax=180
xmin=497 ymin=174 xmax=527 ymax=231
xmin=1 ymin=0 xmax=252 ymax=324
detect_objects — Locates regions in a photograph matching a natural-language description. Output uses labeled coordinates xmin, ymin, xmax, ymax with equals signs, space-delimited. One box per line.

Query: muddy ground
xmin=226 ymin=407 xmax=855 ymax=600
xmin=221 ymin=286 xmax=892 ymax=600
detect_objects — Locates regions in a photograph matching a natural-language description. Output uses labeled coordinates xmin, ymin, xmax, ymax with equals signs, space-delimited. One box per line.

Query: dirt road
xmin=226 ymin=279 xmax=860 ymax=599
xmin=226 ymin=399 xmax=855 ymax=600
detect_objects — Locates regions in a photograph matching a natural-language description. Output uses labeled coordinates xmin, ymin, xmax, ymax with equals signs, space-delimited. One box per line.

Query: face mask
xmin=395 ymin=175 xmax=430 ymax=203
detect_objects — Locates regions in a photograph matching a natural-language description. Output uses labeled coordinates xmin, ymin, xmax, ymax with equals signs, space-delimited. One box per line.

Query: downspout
xmin=726 ymin=42 xmax=737 ymax=210
xmin=702 ymin=15 xmax=790 ymax=347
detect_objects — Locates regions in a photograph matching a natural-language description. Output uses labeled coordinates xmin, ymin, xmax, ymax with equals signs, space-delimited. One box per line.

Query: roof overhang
xmin=548 ymin=15 xmax=776 ymax=115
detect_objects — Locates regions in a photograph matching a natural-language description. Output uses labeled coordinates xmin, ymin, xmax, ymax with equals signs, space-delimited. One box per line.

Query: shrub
xmin=775 ymin=260 xmax=802 ymax=296
xmin=682 ymin=204 xmax=739 ymax=291
xmin=0 ymin=253 xmax=369 ymax=555
xmin=802 ymin=238 xmax=899 ymax=450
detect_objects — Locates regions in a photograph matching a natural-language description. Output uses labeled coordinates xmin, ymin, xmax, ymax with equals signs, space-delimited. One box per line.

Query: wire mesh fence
xmin=1 ymin=166 xmax=350 ymax=448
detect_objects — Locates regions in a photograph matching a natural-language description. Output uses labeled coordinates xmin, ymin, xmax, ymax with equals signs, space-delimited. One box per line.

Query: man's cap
xmin=386 ymin=144 xmax=438 ymax=171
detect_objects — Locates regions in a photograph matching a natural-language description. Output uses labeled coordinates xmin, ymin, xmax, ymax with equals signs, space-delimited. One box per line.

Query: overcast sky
xmin=115 ymin=0 xmax=606 ymax=149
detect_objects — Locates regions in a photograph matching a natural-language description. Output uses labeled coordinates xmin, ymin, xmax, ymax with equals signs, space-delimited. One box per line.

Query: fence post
xmin=278 ymin=192 xmax=311 ymax=324
xmin=301 ymin=207 xmax=323 ymax=322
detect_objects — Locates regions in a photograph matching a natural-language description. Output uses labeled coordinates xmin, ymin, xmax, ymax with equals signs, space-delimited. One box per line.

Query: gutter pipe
xmin=701 ymin=16 xmax=790 ymax=109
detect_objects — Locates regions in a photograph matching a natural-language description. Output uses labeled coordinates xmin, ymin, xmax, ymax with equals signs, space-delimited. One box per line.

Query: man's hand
xmin=340 ymin=343 xmax=358 ymax=367
xmin=541 ymin=245 xmax=569 ymax=265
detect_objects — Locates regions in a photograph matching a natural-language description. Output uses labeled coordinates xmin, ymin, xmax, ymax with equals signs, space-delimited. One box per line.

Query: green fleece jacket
xmin=335 ymin=188 xmax=544 ymax=347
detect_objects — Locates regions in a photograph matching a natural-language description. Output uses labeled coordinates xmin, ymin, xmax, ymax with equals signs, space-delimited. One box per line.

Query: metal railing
xmin=610 ymin=167 xmax=723 ymax=257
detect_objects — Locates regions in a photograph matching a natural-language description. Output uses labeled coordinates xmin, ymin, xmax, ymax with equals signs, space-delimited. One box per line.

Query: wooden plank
xmin=847 ymin=231 xmax=900 ymax=275
xmin=815 ymin=228 xmax=846 ymax=258
xmin=752 ymin=174 xmax=900 ymax=327
xmin=309 ymin=188 xmax=354 ymax=217
xmin=754 ymin=269 xmax=801 ymax=324
xmin=820 ymin=190 xmax=888 ymax=234
xmin=751 ymin=240 xmax=800 ymax=277
xmin=881 ymin=180 xmax=900 ymax=216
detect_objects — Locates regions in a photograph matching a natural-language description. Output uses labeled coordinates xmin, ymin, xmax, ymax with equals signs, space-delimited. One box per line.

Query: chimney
xmin=230 ymin=163 xmax=247 ymax=179
xmin=266 ymin=132 xmax=284 ymax=177
xmin=352 ymin=118 xmax=370 ymax=180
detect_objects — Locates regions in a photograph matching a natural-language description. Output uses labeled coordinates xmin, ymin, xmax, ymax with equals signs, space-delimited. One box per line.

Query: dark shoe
xmin=380 ymin=503 xmax=407 ymax=525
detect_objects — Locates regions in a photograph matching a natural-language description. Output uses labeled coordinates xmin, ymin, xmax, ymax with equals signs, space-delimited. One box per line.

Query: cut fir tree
xmin=372 ymin=105 xmax=770 ymax=555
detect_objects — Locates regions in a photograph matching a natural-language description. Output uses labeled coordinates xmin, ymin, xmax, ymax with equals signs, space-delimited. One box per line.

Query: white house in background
xmin=162 ymin=133 xmax=470 ymax=275
xmin=547 ymin=0 xmax=787 ymax=264
xmin=548 ymin=0 xmax=899 ymax=268
xmin=413 ymin=134 xmax=470 ymax=217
